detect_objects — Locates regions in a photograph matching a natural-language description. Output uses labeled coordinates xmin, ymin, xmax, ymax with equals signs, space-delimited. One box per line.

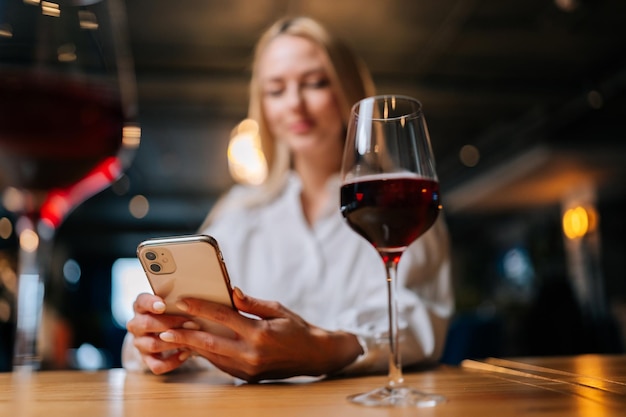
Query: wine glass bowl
xmin=0 ymin=0 xmax=139 ymax=370
xmin=340 ymin=173 xmax=441 ymax=263
xmin=0 ymin=0 xmax=138 ymax=193
xmin=0 ymin=71 xmax=127 ymax=191
xmin=340 ymin=95 xmax=444 ymax=407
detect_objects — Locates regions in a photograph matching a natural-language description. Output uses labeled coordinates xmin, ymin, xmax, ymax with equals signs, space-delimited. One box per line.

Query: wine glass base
xmin=347 ymin=386 xmax=446 ymax=408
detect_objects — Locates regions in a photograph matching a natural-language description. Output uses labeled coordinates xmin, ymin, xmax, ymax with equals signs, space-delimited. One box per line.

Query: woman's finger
xmin=133 ymin=292 xmax=166 ymax=314
xmin=174 ymin=296 xmax=249 ymax=333
xmin=142 ymin=350 xmax=189 ymax=375
xmin=126 ymin=311 xmax=191 ymax=336
xmin=158 ymin=328 xmax=242 ymax=356
xmin=133 ymin=333 xmax=185 ymax=353
xmin=231 ymin=287 xmax=289 ymax=320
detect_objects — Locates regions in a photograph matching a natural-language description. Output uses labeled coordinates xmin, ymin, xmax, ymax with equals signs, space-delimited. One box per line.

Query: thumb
xmin=232 ymin=287 xmax=286 ymax=320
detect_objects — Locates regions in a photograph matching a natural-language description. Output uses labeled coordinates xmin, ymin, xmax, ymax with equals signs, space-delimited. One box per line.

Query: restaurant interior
xmin=1 ymin=0 xmax=626 ymax=372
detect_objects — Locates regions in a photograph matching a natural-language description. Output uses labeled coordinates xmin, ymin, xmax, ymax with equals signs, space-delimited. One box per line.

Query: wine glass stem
xmin=385 ymin=259 xmax=404 ymax=388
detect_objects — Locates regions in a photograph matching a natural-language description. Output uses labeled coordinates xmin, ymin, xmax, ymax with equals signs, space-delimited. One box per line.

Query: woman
xmin=123 ymin=16 xmax=453 ymax=382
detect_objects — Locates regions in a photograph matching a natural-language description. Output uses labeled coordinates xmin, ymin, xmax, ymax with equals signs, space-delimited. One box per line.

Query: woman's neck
xmin=294 ymin=155 xmax=340 ymax=226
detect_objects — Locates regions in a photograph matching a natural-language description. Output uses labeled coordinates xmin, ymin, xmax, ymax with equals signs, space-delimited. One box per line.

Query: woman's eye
xmin=264 ymin=88 xmax=283 ymax=97
xmin=306 ymin=79 xmax=329 ymax=89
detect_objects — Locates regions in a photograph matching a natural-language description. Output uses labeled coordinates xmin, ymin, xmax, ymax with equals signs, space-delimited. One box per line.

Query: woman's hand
xmin=156 ymin=287 xmax=363 ymax=382
xmin=126 ymin=292 xmax=198 ymax=374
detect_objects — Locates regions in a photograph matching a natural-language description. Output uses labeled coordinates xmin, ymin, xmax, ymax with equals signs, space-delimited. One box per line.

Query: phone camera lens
xmin=149 ymin=263 xmax=162 ymax=273
xmin=145 ymin=251 xmax=157 ymax=261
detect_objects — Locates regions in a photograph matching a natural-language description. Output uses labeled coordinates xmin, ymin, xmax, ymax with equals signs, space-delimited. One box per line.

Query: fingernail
xmin=233 ymin=286 xmax=244 ymax=300
xmin=176 ymin=300 xmax=189 ymax=312
xmin=178 ymin=350 xmax=190 ymax=361
xmin=159 ymin=331 xmax=175 ymax=342
xmin=182 ymin=321 xmax=201 ymax=330
xmin=153 ymin=301 xmax=166 ymax=313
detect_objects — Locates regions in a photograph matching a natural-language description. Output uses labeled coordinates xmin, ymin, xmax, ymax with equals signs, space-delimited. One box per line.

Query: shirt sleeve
xmin=120 ymin=332 xmax=146 ymax=372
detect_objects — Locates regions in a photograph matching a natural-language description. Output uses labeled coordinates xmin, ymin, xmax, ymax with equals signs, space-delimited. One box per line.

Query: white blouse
xmin=122 ymin=172 xmax=453 ymax=375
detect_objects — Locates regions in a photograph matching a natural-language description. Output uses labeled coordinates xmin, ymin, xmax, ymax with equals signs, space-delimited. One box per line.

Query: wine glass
xmin=0 ymin=0 xmax=140 ymax=371
xmin=340 ymin=95 xmax=444 ymax=407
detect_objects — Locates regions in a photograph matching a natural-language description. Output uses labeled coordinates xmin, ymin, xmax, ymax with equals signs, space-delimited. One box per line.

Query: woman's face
xmin=257 ymin=34 xmax=344 ymax=160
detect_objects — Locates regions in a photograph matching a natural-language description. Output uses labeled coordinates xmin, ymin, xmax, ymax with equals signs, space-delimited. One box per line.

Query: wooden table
xmin=1 ymin=354 xmax=625 ymax=416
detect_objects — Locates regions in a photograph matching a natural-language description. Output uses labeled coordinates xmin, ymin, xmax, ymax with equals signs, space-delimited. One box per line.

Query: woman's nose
xmin=284 ymin=86 xmax=305 ymax=109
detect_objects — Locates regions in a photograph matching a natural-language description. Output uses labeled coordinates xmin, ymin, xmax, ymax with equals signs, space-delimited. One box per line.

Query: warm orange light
xmin=1 ymin=187 xmax=24 ymax=213
xmin=41 ymin=1 xmax=60 ymax=17
xmin=78 ymin=11 xmax=99 ymax=30
xmin=0 ymin=218 xmax=12 ymax=240
xmin=227 ymin=119 xmax=267 ymax=185
xmin=562 ymin=206 xmax=591 ymax=239
xmin=57 ymin=43 xmax=76 ymax=62
xmin=585 ymin=206 xmax=598 ymax=233
xmin=122 ymin=124 xmax=141 ymax=148
xmin=0 ymin=23 xmax=12 ymax=38
xmin=19 ymin=229 xmax=39 ymax=253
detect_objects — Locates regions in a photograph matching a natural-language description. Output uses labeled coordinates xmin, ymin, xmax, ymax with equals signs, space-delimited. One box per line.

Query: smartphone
xmin=137 ymin=234 xmax=236 ymax=337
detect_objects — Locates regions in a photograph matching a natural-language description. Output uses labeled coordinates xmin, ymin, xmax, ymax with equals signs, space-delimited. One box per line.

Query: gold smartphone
xmin=137 ymin=234 xmax=236 ymax=337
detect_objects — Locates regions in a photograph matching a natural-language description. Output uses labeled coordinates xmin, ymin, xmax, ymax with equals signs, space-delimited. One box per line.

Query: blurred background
xmin=1 ymin=0 xmax=626 ymax=370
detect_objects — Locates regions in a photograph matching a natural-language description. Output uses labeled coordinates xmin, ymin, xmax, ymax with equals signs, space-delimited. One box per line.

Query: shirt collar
xmin=286 ymin=171 xmax=342 ymax=218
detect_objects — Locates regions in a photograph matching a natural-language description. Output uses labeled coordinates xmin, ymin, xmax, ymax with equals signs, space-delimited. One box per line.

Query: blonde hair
xmin=202 ymin=16 xmax=375 ymax=227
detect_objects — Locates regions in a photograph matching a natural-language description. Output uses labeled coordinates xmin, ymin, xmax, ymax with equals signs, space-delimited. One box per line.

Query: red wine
xmin=340 ymin=175 xmax=441 ymax=256
xmin=0 ymin=72 xmax=125 ymax=191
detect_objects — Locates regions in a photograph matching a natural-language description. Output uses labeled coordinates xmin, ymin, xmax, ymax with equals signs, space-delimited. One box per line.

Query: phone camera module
xmin=140 ymin=246 xmax=175 ymax=274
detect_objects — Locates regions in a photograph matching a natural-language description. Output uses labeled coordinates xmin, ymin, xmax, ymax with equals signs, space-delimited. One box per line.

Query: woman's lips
xmin=289 ymin=119 xmax=314 ymax=134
